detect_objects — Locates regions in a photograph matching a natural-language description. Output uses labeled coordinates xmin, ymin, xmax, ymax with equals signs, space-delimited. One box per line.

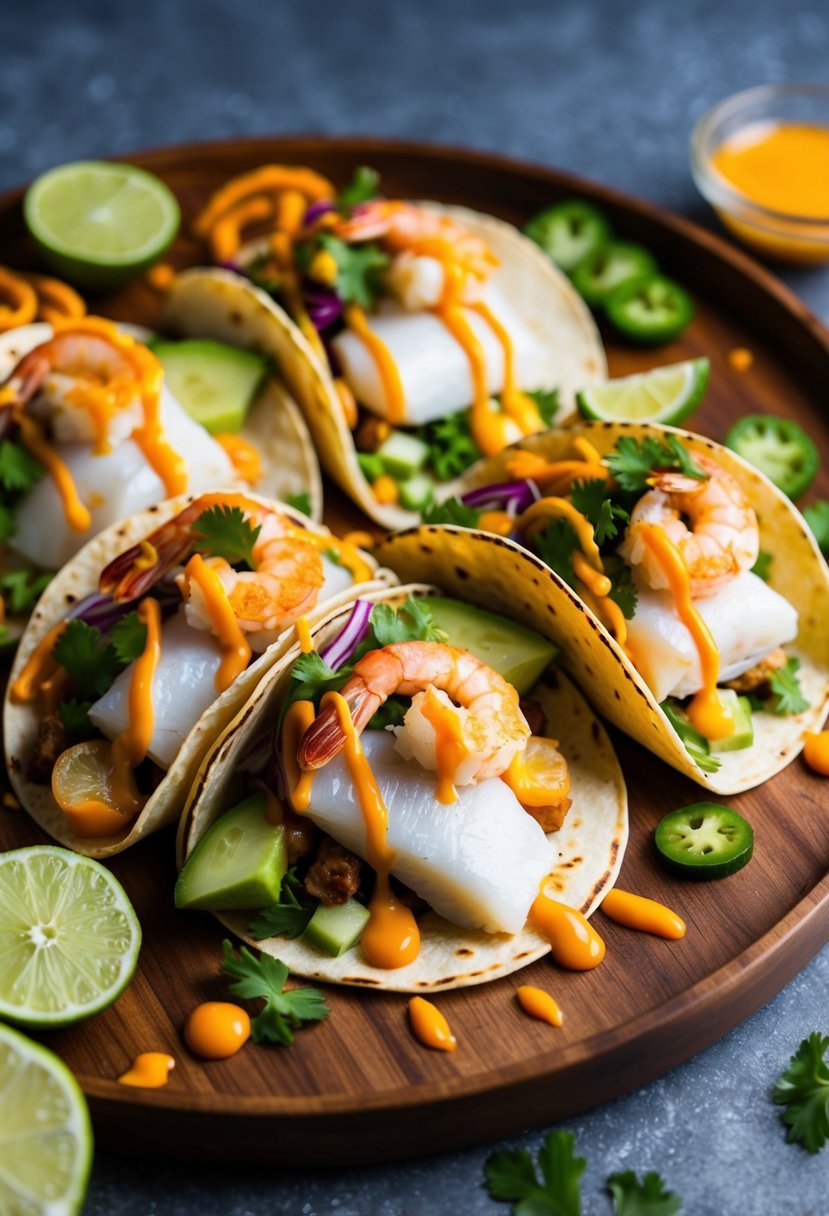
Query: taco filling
xmin=7 ymin=491 xmax=377 ymax=839
xmin=193 ymin=165 xmax=572 ymax=514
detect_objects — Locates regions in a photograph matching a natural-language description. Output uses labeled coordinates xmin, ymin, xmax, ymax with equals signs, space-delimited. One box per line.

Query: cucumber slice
xmin=398 ymin=472 xmax=435 ymax=512
xmin=303 ymin=898 xmax=370 ymax=956
xmin=426 ymin=597 xmax=557 ymax=694
xmin=357 ymin=451 xmax=385 ymax=483
xmin=376 ymin=431 xmax=430 ymax=478
xmin=175 ymin=794 xmax=286 ymax=911
xmin=710 ymin=690 xmax=754 ymax=753
xmin=152 ymin=339 xmax=269 ymax=434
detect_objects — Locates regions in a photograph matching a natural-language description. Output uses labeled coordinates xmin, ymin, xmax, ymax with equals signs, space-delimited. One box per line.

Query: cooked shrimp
xmin=100 ymin=492 xmax=325 ymax=651
xmin=298 ymin=641 xmax=530 ymax=784
xmin=620 ymin=452 xmax=759 ymax=599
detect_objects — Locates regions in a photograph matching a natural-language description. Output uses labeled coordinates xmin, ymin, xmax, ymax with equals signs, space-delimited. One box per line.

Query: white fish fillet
xmin=89 ymin=607 xmax=224 ymax=770
xmin=626 ymin=571 xmax=799 ymax=702
xmin=303 ymin=730 xmax=556 ymax=935
xmin=11 ymin=385 xmax=235 ymax=570
xmin=319 ymin=555 xmax=354 ymax=601
xmin=331 ymin=283 xmax=546 ymax=425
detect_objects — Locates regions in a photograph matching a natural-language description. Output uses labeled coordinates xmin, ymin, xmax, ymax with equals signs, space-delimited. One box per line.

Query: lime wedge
xmin=0 ymin=846 xmax=141 ymax=1028
xmin=0 ymin=1022 xmax=93 ymax=1216
xmin=576 ymin=358 xmax=710 ymax=426
xmin=24 ymin=160 xmax=180 ymax=290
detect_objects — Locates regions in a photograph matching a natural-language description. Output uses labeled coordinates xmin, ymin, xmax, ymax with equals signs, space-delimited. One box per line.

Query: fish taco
xmin=0 ymin=271 xmax=322 ymax=644
xmin=4 ymin=489 xmax=391 ymax=857
xmin=379 ymin=421 xmax=829 ymax=794
xmin=176 ymin=582 xmax=627 ymax=992
xmin=191 ymin=164 xmax=605 ymax=528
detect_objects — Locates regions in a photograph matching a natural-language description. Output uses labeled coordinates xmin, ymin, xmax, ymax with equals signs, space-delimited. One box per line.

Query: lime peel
xmin=576 ymin=358 xmax=710 ymax=426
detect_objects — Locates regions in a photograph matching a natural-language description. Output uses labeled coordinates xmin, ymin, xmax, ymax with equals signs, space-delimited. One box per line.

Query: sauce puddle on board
xmin=118 ymin=1053 xmax=175 ymax=1088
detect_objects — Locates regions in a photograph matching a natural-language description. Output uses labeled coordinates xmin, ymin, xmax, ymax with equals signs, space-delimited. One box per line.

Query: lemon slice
xmin=24 ymin=160 xmax=180 ymax=289
xmin=576 ymin=358 xmax=710 ymax=426
xmin=0 ymin=1022 xmax=93 ymax=1216
xmin=0 ymin=845 xmax=141 ymax=1028
xmin=51 ymin=739 xmax=145 ymax=837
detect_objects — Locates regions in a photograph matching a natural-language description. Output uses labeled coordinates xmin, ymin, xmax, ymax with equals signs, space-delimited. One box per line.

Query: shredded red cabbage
xmin=303 ymin=201 xmax=336 ymax=226
xmin=69 ymin=589 xmax=179 ymax=632
xmin=461 ymin=478 xmax=541 ymax=515
xmin=319 ymin=598 xmax=374 ymax=672
xmin=304 ymin=287 xmax=343 ymax=332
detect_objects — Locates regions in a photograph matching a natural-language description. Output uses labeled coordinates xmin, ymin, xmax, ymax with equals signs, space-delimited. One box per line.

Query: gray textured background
xmin=2 ymin=0 xmax=829 ymax=1212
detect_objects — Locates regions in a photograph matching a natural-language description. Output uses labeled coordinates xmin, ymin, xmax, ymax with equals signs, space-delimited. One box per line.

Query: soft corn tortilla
xmin=4 ymin=491 xmax=394 ymax=858
xmin=162 ymin=268 xmax=323 ymax=521
xmin=178 ymin=584 xmax=628 ymax=993
xmin=379 ymin=421 xmax=829 ymax=795
xmin=229 ymin=204 xmax=605 ymax=529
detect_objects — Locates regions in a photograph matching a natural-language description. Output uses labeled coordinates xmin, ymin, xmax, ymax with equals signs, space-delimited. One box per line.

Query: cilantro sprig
xmin=193 ymin=504 xmax=261 ymax=568
xmin=221 ymin=940 xmax=329 ymax=1045
xmin=485 ymin=1130 xmax=585 ymax=1216
xmin=773 ymin=1032 xmax=829 ymax=1152
xmin=752 ymin=656 xmax=810 ymax=716
xmin=605 ymin=436 xmax=707 ymax=494
xmin=0 ymin=439 xmax=45 ymax=495
xmin=421 ymin=497 xmax=482 ymax=528
xmin=337 ymin=165 xmax=380 ymax=210
xmin=249 ymin=869 xmax=316 ymax=940
xmin=417 ymin=410 xmax=481 ymax=481
xmin=0 ymin=568 xmax=52 ymax=617
xmin=285 ymin=490 xmax=312 ymax=518
xmin=533 ymin=518 xmax=580 ymax=588
xmin=526 ymin=387 xmax=560 ymax=427
xmin=751 ymin=550 xmax=773 ymax=582
xmin=52 ymin=621 xmax=123 ymax=702
xmin=607 ymin=1171 xmax=682 ymax=1215
xmin=570 ymin=479 xmax=630 ymax=546
xmin=317 ymin=234 xmax=390 ymax=309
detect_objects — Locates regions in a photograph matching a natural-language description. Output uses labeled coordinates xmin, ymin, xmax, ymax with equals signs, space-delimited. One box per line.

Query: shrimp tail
xmin=100 ymin=529 xmax=195 ymax=602
xmin=297 ymin=682 xmax=381 ymax=770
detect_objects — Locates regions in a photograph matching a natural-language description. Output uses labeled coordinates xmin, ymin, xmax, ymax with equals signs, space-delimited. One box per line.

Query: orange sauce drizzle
xmin=16 ymin=414 xmax=91 ymax=532
xmin=10 ymin=620 xmax=68 ymax=703
xmin=108 ymin=597 xmax=162 ymax=818
xmin=601 ymin=887 xmax=686 ymax=940
xmin=294 ymin=616 xmax=313 ymax=654
xmin=182 ymin=554 xmax=252 ymax=692
xmin=184 ymin=1002 xmax=251 ymax=1059
xmin=516 ymin=985 xmax=564 ymax=1027
xmin=118 ymin=1053 xmax=175 ymax=1088
xmin=215 ymin=433 xmax=263 ymax=484
xmin=0 ymin=267 xmax=37 ymax=330
xmin=478 ymin=509 xmax=513 ymax=536
xmin=467 ymin=299 xmax=543 ymax=435
xmin=530 ymin=892 xmax=606 ymax=970
xmin=637 ymin=523 xmax=733 ymax=741
xmin=408 ymin=996 xmax=457 ymax=1052
xmin=803 ymin=731 xmax=829 ymax=776
xmin=505 ymin=451 xmax=609 ymax=490
xmin=343 ymin=305 xmax=406 ymax=425
xmin=282 ymin=699 xmax=317 ymax=813
xmin=324 ymin=690 xmax=420 ymax=969
xmin=192 ymin=165 xmax=334 ymax=239
xmin=304 ymin=530 xmax=374 ymax=583
xmin=209 ymin=195 xmax=273 ymax=262
xmin=333 ymin=377 xmax=358 ymax=428
xmin=419 ymin=687 xmax=466 ymax=805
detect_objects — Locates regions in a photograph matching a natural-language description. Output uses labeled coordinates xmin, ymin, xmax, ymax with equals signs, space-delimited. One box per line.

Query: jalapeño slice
xmin=606 ymin=273 xmax=694 ymax=344
xmin=655 ymin=803 xmax=754 ymax=880
xmin=523 ymin=200 xmax=611 ymax=273
xmin=724 ymin=414 xmax=819 ymax=500
xmin=571 ymin=241 xmax=657 ymax=307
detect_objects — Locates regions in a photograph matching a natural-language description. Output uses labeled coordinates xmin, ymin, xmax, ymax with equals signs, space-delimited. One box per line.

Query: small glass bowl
xmin=690 ymin=84 xmax=829 ymax=264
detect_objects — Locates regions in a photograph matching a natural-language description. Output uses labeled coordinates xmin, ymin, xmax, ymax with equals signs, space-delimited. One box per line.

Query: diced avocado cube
xmin=398 ymin=472 xmax=435 ymax=512
xmin=357 ymin=452 xmax=385 ymax=483
xmin=153 ymin=338 xmax=269 ymax=434
xmin=174 ymin=794 xmax=286 ymax=910
xmin=376 ymin=431 xmax=430 ymax=478
xmin=303 ymin=898 xmax=371 ymax=957
xmin=425 ymin=597 xmax=558 ymax=695
xmin=711 ymin=690 xmax=755 ymax=753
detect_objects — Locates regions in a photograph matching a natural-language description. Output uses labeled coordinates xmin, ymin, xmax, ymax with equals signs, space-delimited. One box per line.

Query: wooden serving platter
xmin=1 ymin=137 xmax=828 ymax=1167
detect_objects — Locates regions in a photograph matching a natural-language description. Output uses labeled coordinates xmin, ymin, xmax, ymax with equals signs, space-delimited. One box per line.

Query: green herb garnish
xmin=249 ymin=869 xmax=316 ymax=940
xmin=109 ymin=610 xmax=147 ymax=666
xmin=57 ymin=698 xmax=96 ymax=741
xmin=359 ymin=596 xmax=445 ymax=654
xmin=773 ymin=1032 xmax=829 ymax=1152
xmin=766 ymin=656 xmax=809 ymax=716
xmin=526 ymin=387 xmax=560 ymax=427
xmin=337 ymin=165 xmax=380 ymax=209
xmin=317 ymin=235 xmax=390 ymax=309
xmin=605 ymin=557 xmax=638 ymax=620
xmin=52 ymin=621 xmax=122 ymax=702
xmin=416 ymin=411 xmax=481 ymax=481
xmin=607 ymin=1170 xmax=683 ymax=1215
xmin=605 ymin=435 xmax=707 ymax=494
xmin=221 ymin=940 xmax=329 ymax=1046
xmin=485 ymin=1129 xmax=585 ymax=1216
xmin=0 ymin=568 xmax=52 ymax=617
xmin=0 ymin=440 xmax=44 ymax=495
xmin=532 ymin=518 xmax=579 ymax=587
xmin=285 ymin=491 xmax=312 ymax=518
xmin=751 ymin=550 xmax=773 ymax=582
xmin=421 ymin=497 xmax=482 ymax=528
xmin=193 ymin=504 xmax=261 ymax=568
xmin=570 ymin=478 xmax=630 ymax=545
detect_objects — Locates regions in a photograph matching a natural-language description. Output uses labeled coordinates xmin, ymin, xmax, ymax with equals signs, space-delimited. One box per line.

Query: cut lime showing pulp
xmin=24 ymin=160 xmax=180 ymax=290
xmin=0 ymin=846 xmax=141 ymax=1028
xmin=0 ymin=1022 xmax=93 ymax=1216
xmin=576 ymin=358 xmax=709 ymax=426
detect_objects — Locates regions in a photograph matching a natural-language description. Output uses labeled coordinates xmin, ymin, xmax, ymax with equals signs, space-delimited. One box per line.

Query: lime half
xmin=24 ymin=160 xmax=180 ymax=290
xmin=0 ymin=846 xmax=141 ymax=1028
xmin=0 ymin=1022 xmax=93 ymax=1216
xmin=577 ymin=357 xmax=710 ymax=426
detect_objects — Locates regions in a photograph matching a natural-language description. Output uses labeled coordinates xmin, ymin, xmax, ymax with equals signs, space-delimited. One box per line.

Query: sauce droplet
xmin=530 ymin=893 xmax=606 ymax=970
xmin=601 ymin=888 xmax=686 ymax=940
xmin=408 ymin=996 xmax=457 ymax=1052
xmin=516 ymin=985 xmax=563 ymax=1027
xmin=117 ymin=1052 xmax=175 ymax=1088
xmin=184 ymin=1002 xmax=251 ymax=1060
xmin=803 ymin=730 xmax=829 ymax=776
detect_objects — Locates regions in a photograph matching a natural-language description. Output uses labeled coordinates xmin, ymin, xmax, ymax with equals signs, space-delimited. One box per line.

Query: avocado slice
xmin=153 ymin=338 xmax=269 ymax=434
xmin=425 ymin=597 xmax=558 ymax=695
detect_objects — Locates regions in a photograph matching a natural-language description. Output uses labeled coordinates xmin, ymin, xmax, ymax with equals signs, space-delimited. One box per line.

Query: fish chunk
xmin=303 ymin=730 xmax=556 ymax=935
xmin=625 ymin=571 xmax=799 ymax=702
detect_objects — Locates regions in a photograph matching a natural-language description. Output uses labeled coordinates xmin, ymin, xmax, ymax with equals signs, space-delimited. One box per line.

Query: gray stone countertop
xmin=1 ymin=0 xmax=828 ymax=1211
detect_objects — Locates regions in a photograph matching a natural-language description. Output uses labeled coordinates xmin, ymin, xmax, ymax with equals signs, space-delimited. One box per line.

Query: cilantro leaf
xmin=360 ymin=596 xmax=445 ymax=655
xmin=0 ymin=505 xmax=16 ymax=543
xmin=417 ymin=411 xmax=481 ymax=481
xmin=804 ymin=500 xmax=829 ymax=554
xmin=221 ymin=940 xmax=329 ymax=1045
xmin=607 ymin=1170 xmax=682 ymax=1215
xmin=421 ymin=497 xmax=482 ymax=528
xmin=193 ymin=504 xmax=261 ymax=568
xmin=317 ymin=235 xmax=390 ymax=309
xmin=109 ymin=610 xmax=147 ymax=666
xmin=249 ymin=868 xmax=316 ymax=940
xmin=484 ymin=1130 xmax=585 ymax=1216
xmin=52 ymin=620 xmax=123 ymax=701
xmin=526 ymin=388 xmax=560 ymax=427
xmin=606 ymin=559 xmax=638 ymax=620
xmin=766 ymin=656 xmax=809 ymax=716
xmin=289 ymin=650 xmax=352 ymax=706
xmin=606 ymin=436 xmax=707 ymax=494
xmin=570 ymin=479 xmax=629 ymax=545
xmin=773 ymin=1032 xmax=829 ymax=1152
xmin=58 ymin=698 xmax=95 ymax=741
xmin=0 ymin=440 xmax=44 ymax=495
xmin=367 ymin=695 xmax=407 ymax=730
xmin=532 ymin=519 xmax=579 ymax=588
xmin=0 ymin=568 xmax=52 ymax=616
xmin=751 ymin=550 xmax=773 ymax=582
xmin=337 ymin=165 xmax=380 ymax=209
xmin=285 ymin=491 xmax=312 ymax=517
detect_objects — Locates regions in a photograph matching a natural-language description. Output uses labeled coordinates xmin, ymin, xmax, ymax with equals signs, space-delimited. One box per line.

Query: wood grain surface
xmin=1 ymin=137 xmax=828 ymax=1166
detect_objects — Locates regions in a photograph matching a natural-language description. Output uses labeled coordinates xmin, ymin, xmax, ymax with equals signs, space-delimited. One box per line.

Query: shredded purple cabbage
xmin=303 ymin=201 xmax=336 ymax=226
xmin=304 ymin=287 xmax=343 ymax=332
xmin=320 ymin=598 xmax=374 ymax=672
xmin=69 ymin=589 xmax=180 ymax=633
xmin=461 ymin=478 xmax=541 ymax=516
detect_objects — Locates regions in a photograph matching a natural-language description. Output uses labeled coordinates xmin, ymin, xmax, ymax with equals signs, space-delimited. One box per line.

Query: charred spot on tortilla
xmin=456 ymin=948 xmax=473 ymax=957
xmin=454 ymin=567 xmax=469 ymax=581
xmin=64 ymin=594 xmax=76 ymax=605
